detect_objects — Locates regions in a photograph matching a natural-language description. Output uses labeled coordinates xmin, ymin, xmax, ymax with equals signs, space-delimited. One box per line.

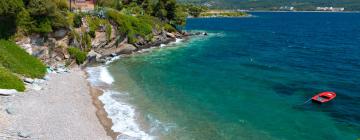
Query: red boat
xmin=312 ymin=91 xmax=336 ymax=103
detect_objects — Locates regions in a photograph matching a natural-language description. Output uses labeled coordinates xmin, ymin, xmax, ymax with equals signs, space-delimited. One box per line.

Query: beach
xmin=0 ymin=67 xmax=112 ymax=140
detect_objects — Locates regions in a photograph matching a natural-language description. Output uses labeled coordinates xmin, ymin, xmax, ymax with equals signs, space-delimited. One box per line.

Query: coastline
xmin=87 ymin=77 xmax=120 ymax=139
xmin=84 ymin=37 xmax=190 ymax=140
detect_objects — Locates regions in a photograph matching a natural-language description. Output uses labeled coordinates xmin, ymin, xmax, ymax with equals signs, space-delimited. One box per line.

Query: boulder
xmin=0 ymin=89 xmax=17 ymax=96
xmin=17 ymin=130 xmax=31 ymax=138
xmin=29 ymin=84 xmax=42 ymax=91
xmin=166 ymin=32 xmax=176 ymax=38
xmin=24 ymin=78 xmax=34 ymax=84
xmin=87 ymin=50 xmax=102 ymax=62
xmin=92 ymin=31 xmax=108 ymax=48
xmin=5 ymin=107 xmax=15 ymax=115
xmin=54 ymin=29 xmax=68 ymax=39
xmin=118 ymin=44 xmax=136 ymax=54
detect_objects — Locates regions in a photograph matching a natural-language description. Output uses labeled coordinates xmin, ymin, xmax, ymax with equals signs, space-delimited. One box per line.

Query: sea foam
xmin=99 ymin=67 xmax=114 ymax=84
xmin=99 ymin=91 xmax=153 ymax=140
xmin=86 ymin=66 xmax=114 ymax=85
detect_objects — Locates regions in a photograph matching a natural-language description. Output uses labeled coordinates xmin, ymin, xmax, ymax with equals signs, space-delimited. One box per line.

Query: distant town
xmin=228 ymin=6 xmax=346 ymax=12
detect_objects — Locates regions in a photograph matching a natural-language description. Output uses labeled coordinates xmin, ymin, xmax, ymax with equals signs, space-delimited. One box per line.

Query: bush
xmin=74 ymin=14 xmax=83 ymax=28
xmin=105 ymin=23 xmax=112 ymax=41
xmin=0 ymin=67 xmax=25 ymax=91
xmin=0 ymin=40 xmax=46 ymax=78
xmin=31 ymin=18 xmax=53 ymax=34
xmin=88 ymin=30 xmax=96 ymax=38
xmin=67 ymin=47 xmax=87 ymax=64
xmin=164 ymin=24 xmax=176 ymax=32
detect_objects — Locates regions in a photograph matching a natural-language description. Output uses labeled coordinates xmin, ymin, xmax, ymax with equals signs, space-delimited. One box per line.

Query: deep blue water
xmin=108 ymin=12 xmax=360 ymax=140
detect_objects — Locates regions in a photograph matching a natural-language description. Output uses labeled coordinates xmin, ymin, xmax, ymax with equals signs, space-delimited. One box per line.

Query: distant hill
xmin=178 ymin=0 xmax=360 ymax=11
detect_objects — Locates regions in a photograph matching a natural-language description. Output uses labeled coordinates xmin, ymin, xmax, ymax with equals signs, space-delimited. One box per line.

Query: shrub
xmin=16 ymin=8 xmax=33 ymax=34
xmin=31 ymin=18 xmax=53 ymax=34
xmin=105 ymin=23 xmax=112 ymax=41
xmin=66 ymin=12 xmax=75 ymax=27
xmin=0 ymin=40 xmax=46 ymax=78
xmin=67 ymin=47 xmax=87 ymax=64
xmin=88 ymin=30 xmax=96 ymax=38
xmin=81 ymin=33 xmax=92 ymax=51
xmin=164 ymin=24 xmax=176 ymax=32
xmin=51 ymin=10 xmax=69 ymax=29
xmin=74 ymin=14 xmax=83 ymax=28
xmin=0 ymin=67 xmax=25 ymax=91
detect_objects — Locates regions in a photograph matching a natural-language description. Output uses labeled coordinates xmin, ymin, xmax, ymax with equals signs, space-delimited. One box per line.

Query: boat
xmin=311 ymin=91 xmax=336 ymax=103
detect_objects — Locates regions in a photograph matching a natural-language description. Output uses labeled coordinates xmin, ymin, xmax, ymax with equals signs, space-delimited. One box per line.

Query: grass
xmin=0 ymin=40 xmax=46 ymax=78
xmin=0 ymin=66 xmax=25 ymax=91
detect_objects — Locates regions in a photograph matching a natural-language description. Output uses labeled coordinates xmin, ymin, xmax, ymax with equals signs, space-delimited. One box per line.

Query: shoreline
xmin=86 ymin=75 xmax=120 ymax=139
xmin=84 ymin=37 xmax=191 ymax=139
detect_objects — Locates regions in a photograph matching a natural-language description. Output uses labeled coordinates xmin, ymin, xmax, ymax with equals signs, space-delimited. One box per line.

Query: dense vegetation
xmin=0 ymin=0 xmax=69 ymax=39
xmin=178 ymin=0 xmax=360 ymax=11
xmin=0 ymin=40 xmax=46 ymax=78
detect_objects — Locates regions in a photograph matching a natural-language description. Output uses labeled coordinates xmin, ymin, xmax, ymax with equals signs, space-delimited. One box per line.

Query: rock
xmin=43 ymin=75 xmax=50 ymax=81
xmin=118 ymin=44 xmax=136 ymax=54
xmin=110 ymin=53 xmax=117 ymax=57
xmin=24 ymin=78 xmax=34 ymax=84
xmin=87 ymin=50 xmax=102 ymax=63
xmin=5 ymin=107 xmax=15 ymax=115
xmin=55 ymin=56 xmax=62 ymax=61
xmin=22 ymin=44 xmax=33 ymax=55
xmin=54 ymin=29 xmax=68 ymax=39
xmin=166 ymin=32 xmax=176 ymax=38
xmin=91 ymin=31 xmax=108 ymax=48
xmin=34 ymin=79 xmax=45 ymax=85
xmin=0 ymin=89 xmax=17 ymax=96
xmin=64 ymin=54 xmax=70 ymax=59
xmin=17 ymin=130 xmax=31 ymax=138
xmin=29 ymin=84 xmax=42 ymax=91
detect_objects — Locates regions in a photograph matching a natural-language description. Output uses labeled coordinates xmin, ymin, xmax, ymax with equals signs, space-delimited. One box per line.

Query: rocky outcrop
xmin=53 ymin=29 xmax=68 ymax=39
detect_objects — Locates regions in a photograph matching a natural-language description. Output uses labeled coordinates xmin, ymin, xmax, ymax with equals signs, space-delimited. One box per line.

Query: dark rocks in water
xmin=204 ymin=32 xmax=208 ymax=36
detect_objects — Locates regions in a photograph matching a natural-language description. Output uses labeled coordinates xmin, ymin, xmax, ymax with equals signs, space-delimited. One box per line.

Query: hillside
xmin=178 ymin=0 xmax=360 ymax=11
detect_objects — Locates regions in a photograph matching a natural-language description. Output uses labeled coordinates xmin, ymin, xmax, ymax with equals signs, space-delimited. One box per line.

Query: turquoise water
xmin=107 ymin=12 xmax=360 ymax=140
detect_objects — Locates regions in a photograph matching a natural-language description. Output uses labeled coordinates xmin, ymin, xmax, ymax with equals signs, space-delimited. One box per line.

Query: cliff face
xmin=15 ymin=16 xmax=187 ymax=68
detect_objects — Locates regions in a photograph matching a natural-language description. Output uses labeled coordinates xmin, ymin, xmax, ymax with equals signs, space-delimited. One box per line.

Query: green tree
xmin=26 ymin=0 xmax=56 ymax=16
xmin=153 ymin=0 xmax=167 ymax=20
xmin=0 ymin=0 xmax=24 ymax=16
xmin=16 ymin=8 xmax=33 ymax=33
xmin=165 ymin=0 xmax=176 ymax=21
xmin=142 ymin=0 xmax=153 ymax=15
xmin=173 ymin=5 xmax=187 ymax=27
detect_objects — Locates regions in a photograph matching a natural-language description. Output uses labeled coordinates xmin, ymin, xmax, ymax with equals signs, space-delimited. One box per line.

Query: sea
xmin=87 ymin=12 xmax=360 ymax=140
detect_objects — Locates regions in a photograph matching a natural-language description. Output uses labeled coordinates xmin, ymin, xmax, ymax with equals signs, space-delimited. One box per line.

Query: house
xmin=70 ymin=0 xmax=95 ymax=12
